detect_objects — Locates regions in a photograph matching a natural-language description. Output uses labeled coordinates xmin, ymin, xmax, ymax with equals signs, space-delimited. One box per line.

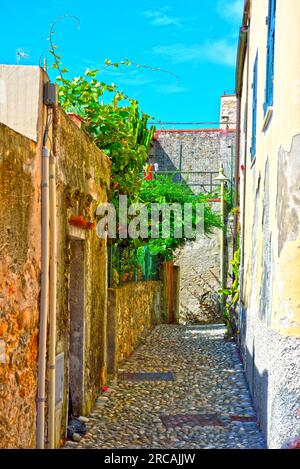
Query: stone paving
xmin=65 ymin=324 xmax=266 ymax=449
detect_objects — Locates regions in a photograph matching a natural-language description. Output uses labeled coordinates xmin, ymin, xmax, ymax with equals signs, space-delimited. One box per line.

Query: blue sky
xmin=0 ymin=0 xmax=243 ymax=126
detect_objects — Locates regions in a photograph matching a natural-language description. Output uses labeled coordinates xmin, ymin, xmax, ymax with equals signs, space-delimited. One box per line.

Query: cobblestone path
xmin=65 ymin=325 xmax=266 ymax=449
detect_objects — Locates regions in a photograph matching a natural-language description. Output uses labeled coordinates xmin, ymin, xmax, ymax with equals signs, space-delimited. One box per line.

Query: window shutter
xmin=264 ymin=0 xmax=276 ymax=114
xmin=251 ymin=53 xmax=258 ymax=160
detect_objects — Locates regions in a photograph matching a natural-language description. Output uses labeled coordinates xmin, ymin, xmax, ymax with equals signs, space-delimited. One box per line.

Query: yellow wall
xmin=240 ymin=0 xmax=300 ymax=337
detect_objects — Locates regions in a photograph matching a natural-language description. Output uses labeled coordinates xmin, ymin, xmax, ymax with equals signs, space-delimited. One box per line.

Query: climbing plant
xmin=49 ymin=18 xmax=155 ymax=205
xmin=55 ymin=68 xmax=155 ymax=204
xmin=139 ymin=175 xmax=222 ymax=260
xmin=49 ymin=18 xmax=223 ymax=278
xmin=219 ymin=248 xmax=240 ymax=339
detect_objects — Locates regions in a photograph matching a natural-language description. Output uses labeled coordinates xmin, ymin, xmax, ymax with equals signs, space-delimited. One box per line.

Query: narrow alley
xmin=65 ymin=325 xmax=265 ymax=450
xmin=2 ymin=1 xmax=300 ymax=455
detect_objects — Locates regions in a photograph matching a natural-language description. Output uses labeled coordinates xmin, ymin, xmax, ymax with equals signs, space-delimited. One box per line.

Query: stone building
xmin=151 ymin=95 xmax=236 ymax=324
xmin=0 ymin=65 xmax=178 ymax=449
xmin=0 ymin=65 xmax=110 ymax=448
xmin=235 ymin=0 xmax=300 ymax=448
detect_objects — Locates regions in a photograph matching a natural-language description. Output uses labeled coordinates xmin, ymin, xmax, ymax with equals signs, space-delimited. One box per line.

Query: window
xmin=264 ymin=0 xmax=276 ymax=114
xmin=251 ymin=53 xmax=258 ymax=160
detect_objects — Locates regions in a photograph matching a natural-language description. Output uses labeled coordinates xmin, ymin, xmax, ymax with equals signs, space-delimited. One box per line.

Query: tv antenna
xmin=16 ymin=48 xmax=30 ymax=65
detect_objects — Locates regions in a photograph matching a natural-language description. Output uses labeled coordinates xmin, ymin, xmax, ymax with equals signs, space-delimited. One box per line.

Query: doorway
xmin=68 ymin=239 xmax=85 ymax=416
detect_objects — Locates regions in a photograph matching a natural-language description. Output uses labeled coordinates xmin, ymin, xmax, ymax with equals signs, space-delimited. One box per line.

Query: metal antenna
xmin=16 ymin=48 xmax=30 ymax=65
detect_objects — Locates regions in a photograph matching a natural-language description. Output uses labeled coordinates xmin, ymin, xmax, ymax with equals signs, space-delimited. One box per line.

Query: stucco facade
xmin=236 ymin=0 xmax=300 ymax=448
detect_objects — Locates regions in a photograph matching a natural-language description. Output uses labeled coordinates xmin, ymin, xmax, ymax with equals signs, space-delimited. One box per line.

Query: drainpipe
xmin=233 ymin=25 xmax=248 ymax=254
xmin=230 ymin=142 xmax=234 ymax=208
xmin=37 ymin=143 xmax=50 ymax=449
xmin=48 ymin=146 xmax=57 ymax=448
xmin=215 ymin=166 xmax=228 ymax=315
xmin=37 ymin=79 xmax=58 ymax=448
xmin=233 ymin=96 xmax=241 ymax=254
xmin=240 ymin=28 xmax=251 ymax=298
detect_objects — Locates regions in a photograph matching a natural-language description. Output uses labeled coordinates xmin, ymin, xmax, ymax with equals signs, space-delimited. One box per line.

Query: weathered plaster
xmin=238 ymin=0 xmax=300 ymax=448
xmin=274 ymin=135 xmax=300 ymax=336
xmin=0 ymin=96 xmax=111 ymax=448
xmin=0 ymin=123 xmax=41 ymax=448
xmin=241 ymin=307 xmax=300 ymax=449
xmin=54 ymin=108 xmax=110 ymax=444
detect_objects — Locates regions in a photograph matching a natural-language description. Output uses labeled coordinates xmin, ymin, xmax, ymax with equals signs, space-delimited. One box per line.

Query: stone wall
xmin=0 ymin=123 xmax=42 ymax=448
xmin=175 ymin=233 xmax=221 ymax=324
xmin=152 ymin=127 xmax=235 ymax=324
xmin=54 ymin=108 xmax=110 ymax=444
xmin=153 ymin=129 xmax=235 ymax=194
xmin=220 ymin=95 xmax=237 ymax=130
xmin=0 ymin=79 xmax=111 ymax=448
xmin=107 ymin=281 xmax=163 ymax=374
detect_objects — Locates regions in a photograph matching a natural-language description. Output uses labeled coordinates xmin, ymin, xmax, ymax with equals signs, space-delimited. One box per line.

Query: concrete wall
xmin=0 ymin=65 xmax=46 ymax=142
xmin=238 ymin=0 xmax=300 ymax=448
xmin=107 ymin=281 xmax=163 ymax=374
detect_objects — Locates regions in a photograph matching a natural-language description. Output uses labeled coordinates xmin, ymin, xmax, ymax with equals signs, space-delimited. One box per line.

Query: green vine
xmin=219 ymin=248 xmax=240 ymax=339
xmin=48 ymin=18 xmax=223 ymax=275
xmin=139 ymin=175 xmax=223 ymax=260
xmin=49 ymin=15 xmax=156 ymax=206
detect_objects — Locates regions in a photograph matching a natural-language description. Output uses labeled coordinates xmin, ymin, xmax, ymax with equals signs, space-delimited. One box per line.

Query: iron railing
xmin=153 ymin=170 xmax=221 ymax=193
xmin=108 ymin=244 xmax=160 ymax=288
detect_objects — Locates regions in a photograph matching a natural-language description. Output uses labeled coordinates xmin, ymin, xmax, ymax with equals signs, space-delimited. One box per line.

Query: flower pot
xmin=67 ymin=113 xmax=86 ymax=129
xmin=69 ymin=215 xmax=95 ymax=230
xmin=121 ymin=273 xmax=129 ymax=284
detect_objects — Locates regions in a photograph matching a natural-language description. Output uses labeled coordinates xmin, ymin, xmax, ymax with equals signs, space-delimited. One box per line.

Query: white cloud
xmin=118 ymin=75 xmax=154 ymax=86
xmin=156 ymin=83 xmax=188 ymax=94
xmin=101 ymin=68 xmax=154 ymax=87
xmin=152 ymin=40 xmax=237 ymax=68
xmin=217 ymin=0 xmax=244 ymax=22
xmin=51 ymin=0 xmax=72 ymax=6
xmin=143 ymin=7 xmax=181 ymax=27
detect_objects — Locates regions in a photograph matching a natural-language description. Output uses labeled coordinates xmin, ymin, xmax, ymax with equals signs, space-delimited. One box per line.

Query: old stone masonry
xmin=65 ymin=325 xmax=266 ymax=449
